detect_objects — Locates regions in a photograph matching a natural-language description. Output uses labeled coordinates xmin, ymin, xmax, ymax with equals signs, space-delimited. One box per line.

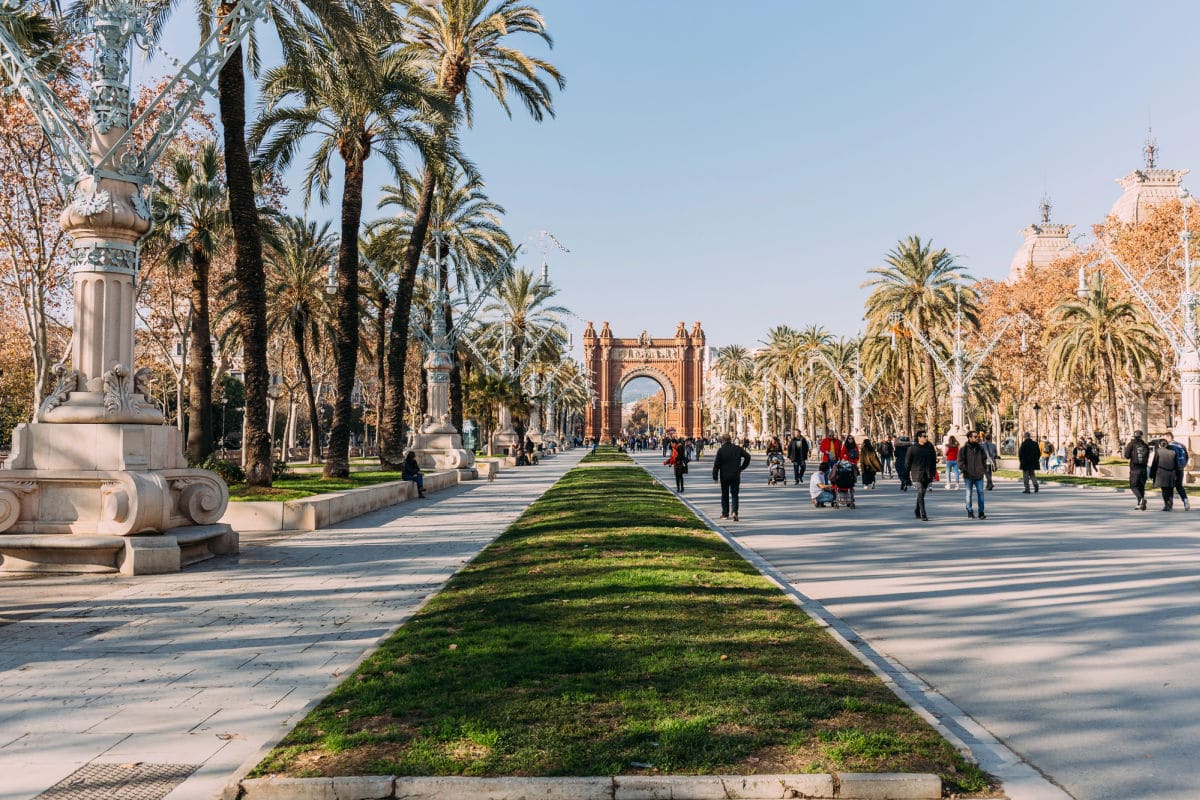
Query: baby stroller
xmin=832 ymin=459 xmax=858 ymax=508
xmin=767 ymin=452 xmax=787 ymax=485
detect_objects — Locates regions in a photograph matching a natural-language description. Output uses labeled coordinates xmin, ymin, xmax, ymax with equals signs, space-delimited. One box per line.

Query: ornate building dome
xmin=1007 ymin=197 xmax=1077 ymax=281
xmin=1109 ymin=134 xmax=1189 ymax=224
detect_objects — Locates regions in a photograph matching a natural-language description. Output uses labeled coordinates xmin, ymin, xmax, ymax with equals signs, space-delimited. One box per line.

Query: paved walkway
xmin=636 ymin=452 xmax=1200 ymax=800
xmin=0 ymin=449 xmax=584 ymax=800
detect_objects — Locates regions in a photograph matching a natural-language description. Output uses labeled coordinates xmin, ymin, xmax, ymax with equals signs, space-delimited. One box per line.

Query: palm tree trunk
xmin=381 ymin=166 xmax=436 ymax=468
xmin=323 ymin=151 xmax=366 ymax=479
xmin=294 ymin=319 xmax=321 ymax=464
xmin=903 ymin=344 xmax=913 ymax=435
xmin=186 ymin=243 xmax=214 ymax=463
xmin=376 ymin=292 xmax=388 ymax=451
xmin=1100 ymin=346 xmax=1121 ymax=453
xmin=217 ymin=41 xmax=272 ymax=487
xmin=923 ymin=347 xmax=938 ymax=437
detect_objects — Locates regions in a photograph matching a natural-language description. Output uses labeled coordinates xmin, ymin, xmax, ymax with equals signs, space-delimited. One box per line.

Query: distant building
xmin=1109 ymin=134 xmax=1190 ymax=225
xmin=1007 ymin=196 xmax=1078 ymax=282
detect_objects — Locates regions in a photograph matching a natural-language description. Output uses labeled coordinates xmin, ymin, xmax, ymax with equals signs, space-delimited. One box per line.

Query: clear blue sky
xmin=159 ymin=1 xmax=1200 ymax=356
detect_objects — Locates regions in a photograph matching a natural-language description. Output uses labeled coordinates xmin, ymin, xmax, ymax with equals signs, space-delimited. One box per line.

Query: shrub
xmin=201 ymin=455 xmax=245 ymax=486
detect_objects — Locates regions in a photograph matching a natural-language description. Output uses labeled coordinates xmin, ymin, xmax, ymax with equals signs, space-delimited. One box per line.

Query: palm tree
xmin=1047 ymin=271 xmax=1162 ymax=449
xmin=251 ymin=18 xmax=448 ymax=478
xmin=375 ymin=166 xmax=512 ymax=430
xmin=479 ymin=268 xmax=568 ymax=370
xmin=865 ymin=236 xmax=974 ymax=437
xmin=131 ymin=0 xmax=393 ymax=486
xmin=264 ymin=216 xmax=337 ymax=463
xmin=150 ymin=140 xmax=229 ymax=463
xmin=381 ymin=0 xmax=564 ymax=467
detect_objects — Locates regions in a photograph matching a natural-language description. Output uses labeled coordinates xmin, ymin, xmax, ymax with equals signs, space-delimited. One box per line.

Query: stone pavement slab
xmin=0 ymin=450 xmax=583 ymax=800
xmin=637 ymin=452 xmax=1200 ymax=800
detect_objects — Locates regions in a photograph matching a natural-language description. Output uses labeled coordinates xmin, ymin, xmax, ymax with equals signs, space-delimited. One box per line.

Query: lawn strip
xmin=250 ymin=464 xmax=991 ymax=794
xmin=579 ymin=446 xmax=633 ymax=463
xmin=229 ymin=470 xmax=410 ymax=502
xmin=993 ymin=469 xmax=1128 ymax=489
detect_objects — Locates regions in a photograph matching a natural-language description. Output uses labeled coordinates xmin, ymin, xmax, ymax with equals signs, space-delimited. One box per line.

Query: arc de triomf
xmin=581 ymin=321 xmax=706 ymax=440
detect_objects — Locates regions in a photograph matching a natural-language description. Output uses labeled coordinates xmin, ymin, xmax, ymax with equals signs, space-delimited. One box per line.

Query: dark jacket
xmin=1125 ymin=436 xmax=1150 ymax=466
xmin=402 ymin=457 xmax=421 ymax=479
xmin=1151 ymin=443 xmax=1178 ymax=488
xmin=712 ymin=443 xmax=751 ymax=481
xmin=959 ymin=440 xmax=988 ymax=480
xmin=786 ymin=436 xmax=809 ymax=463
xmin=1018 ymin=438 xmax=1041 ymax=471
xmin=906 ymin=441 xmax=937 ymax=483
xmin=894 ymin=441 xmax=911 ymax=474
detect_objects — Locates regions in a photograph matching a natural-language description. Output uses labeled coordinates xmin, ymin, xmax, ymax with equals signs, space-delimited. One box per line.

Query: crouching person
xmin=809 ymin=464 xmax=835 ymax=508
xmin=403 ymin=451 xmax=426 ymax=498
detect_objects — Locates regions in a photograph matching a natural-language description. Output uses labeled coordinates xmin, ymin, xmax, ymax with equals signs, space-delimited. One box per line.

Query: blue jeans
xmin=946 ymin=460 xmax=960 ymax=484
xmin=964 ymin=477 xmax=985 ymax=514
xmin=405 ymin=473 xmax=424 ymax=492
xmin=813 ymin=490 xmax=835 ymax=505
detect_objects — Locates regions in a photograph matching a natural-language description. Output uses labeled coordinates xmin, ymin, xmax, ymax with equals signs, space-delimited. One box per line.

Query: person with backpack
xmin=666 ymin=437 xmax=689 ymax=493
xmin=786 ymin=429 xmax=810 ymax=485
xmin=1149 ymin=437 xmax=1179 ymax=510
xmin=1040 ymin=439 xmax=1054 ymax=472
xmin=1018 ymin=432 xmax=1041 ymax=493
xmin=1124 ymin=430 xmax=1151 ymax=511
xmin=1164 ymin=431 xmax=1190 ymax=511
xmin=982 ymin=431 xmax=999 ymax=490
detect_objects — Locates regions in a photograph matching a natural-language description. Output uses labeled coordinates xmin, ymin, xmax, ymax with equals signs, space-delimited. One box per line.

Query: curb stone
xmin=237 ymin=773 xmax=940 ymax=799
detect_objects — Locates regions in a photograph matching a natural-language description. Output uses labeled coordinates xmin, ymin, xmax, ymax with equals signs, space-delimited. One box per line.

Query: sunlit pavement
xmin=0 ymin=450 xmax=585 ymax=800
xmin=636 ymin=451 xmax=1200 ymax=800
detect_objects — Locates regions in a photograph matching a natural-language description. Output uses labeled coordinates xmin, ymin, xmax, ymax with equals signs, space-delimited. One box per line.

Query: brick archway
xmin=582 ymin=321 xmax=706 ymax=441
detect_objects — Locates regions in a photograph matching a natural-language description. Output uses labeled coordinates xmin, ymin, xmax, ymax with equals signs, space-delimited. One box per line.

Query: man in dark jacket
xmin=894 ymin=435 xmax=912 ymax=490
xmin=712 ymin=433 xmax=752 ymax=521
xmin=1149 ymin=438 xmax=1179 ymax=510
xmin=906 ymin=430 xmax=937 ymax=520
xmin=1124 ymin=430 xmax=1151 ymax=511
xmin=786 ymin=429 xmax=810 ymax=485
xmin=1017 ymin=431 xmax=1041 ymax=493
xmin=960 ymin=430 xmax=989 ymax=519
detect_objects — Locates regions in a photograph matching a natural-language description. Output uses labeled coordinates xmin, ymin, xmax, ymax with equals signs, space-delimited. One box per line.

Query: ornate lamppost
xmin=0 ymin=1 xmax=264 ymax=573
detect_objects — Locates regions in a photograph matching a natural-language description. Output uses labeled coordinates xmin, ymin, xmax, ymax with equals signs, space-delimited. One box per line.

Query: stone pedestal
xmin=411 ymin=429 xmax=476 ymax=476
xmin=491 ymin=403 xmax=519 ymax=453
xmin=0 ymin=423 xmax=235 ymax=573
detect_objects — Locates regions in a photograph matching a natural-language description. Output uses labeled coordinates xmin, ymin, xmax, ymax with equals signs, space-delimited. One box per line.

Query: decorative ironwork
xmin=70 ymin=188 xmax=112 ymax=218
xmin=68 ymin=242 xmax=138 ymax=275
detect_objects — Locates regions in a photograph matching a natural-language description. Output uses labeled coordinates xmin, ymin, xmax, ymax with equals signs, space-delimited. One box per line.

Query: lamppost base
xmin=411 ymin=431 xmax=477 ymax=476
xmin=0 ymin=423 xmax=235 ymax=573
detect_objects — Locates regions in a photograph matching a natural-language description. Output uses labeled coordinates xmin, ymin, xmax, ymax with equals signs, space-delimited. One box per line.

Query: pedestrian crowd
xmin=649 ymin=426 xmax=1192 ymax=523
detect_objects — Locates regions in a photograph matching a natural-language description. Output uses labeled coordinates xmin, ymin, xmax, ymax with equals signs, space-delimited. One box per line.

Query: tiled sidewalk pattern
xmin=0 ymin=451 xmax=584 ymax=800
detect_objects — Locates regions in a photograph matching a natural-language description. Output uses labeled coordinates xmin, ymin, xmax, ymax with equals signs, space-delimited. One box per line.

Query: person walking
xmin=712 ymin=433 xmax=751 ymax=521
xmin=1018 ymin=431 xmax=1041 ymax=493
xmin=860 ymin=438 xmax=881 ymax=489
xmin=982 ymin=431 xmax=998 ymax=490
xmin=666 ymin=437 xmax=688 ymax=493
xmin=1149 ymin=437 xmax=1178 ymax=510
xmin=960 ymin=430 xmax=988 ymax=519
xmin=943 ymin=435 xmax=961 ymax=490
xmin=879 ymin=435 xmax=895 ymax=478
xmin=1040 ymin=439 xmax=1054 ymax=472
xmin=894 ymin=435 xmax=913 ymax=491
xmin=1164 ymin=431 xmax=1190 ymax=510
xmin=1071 ymin=440 xmax=1088 ymax=476
xmin=786 ymin=429 xmax=810 ymax=485
xmin=907 ymin=431 xmax=937 ymax=520
xmin=818 ymin=430 xmax=842 ymax=470
xmin=1124 ymin=429 xmax=1151 ymax=511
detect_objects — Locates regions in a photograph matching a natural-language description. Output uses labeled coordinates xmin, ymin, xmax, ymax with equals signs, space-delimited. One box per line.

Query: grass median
xmin=994 ymin=469 xmax=1128 ymax=489
xmin=251 ymin=463 xmax=991 ymax=793
xmin=228 ymin=471 xmax=409 ymax=502
xmin=579 ymin=445 xmax=633 ymax=463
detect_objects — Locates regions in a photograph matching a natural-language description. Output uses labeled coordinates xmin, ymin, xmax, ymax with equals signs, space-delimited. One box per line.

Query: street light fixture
xmin=1033 ymin=402 xmax=1042 ymax=446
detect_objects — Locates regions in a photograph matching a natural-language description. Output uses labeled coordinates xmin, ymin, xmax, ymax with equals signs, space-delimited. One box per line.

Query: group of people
xmin=654 ymin=424 xmax=1192 ymax=523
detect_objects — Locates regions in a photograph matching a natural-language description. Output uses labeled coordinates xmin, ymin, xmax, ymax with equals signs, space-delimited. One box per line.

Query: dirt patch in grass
xmin=250 ymin=465 xmax=997 ymax=795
